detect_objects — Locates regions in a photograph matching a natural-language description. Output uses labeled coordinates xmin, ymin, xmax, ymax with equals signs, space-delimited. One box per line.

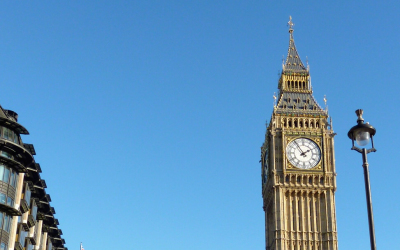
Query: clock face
xmin=286 ymin=138 xmax=321 ymax=169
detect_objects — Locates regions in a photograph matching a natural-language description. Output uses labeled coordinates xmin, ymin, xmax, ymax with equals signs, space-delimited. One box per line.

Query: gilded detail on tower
xmin=261 ymin=17 xmax=338 ymax=250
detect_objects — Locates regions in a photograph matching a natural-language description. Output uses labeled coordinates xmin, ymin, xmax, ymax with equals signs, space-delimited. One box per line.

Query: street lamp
xmin=347 ymin=109 xmax=377 ymax=250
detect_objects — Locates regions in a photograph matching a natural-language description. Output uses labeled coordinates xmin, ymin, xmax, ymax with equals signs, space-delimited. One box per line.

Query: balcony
xmin=27 ymin=214 xmax=36 ymax=228
xmin=14 ymin=241 xmax=23 ymax=250
xmin=19 ymin=199 xmax=29 ymax=213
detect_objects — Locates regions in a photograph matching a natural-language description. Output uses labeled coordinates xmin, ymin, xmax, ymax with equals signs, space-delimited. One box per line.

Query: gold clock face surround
xmin=286 ymin=138 xmax=321 ymax=169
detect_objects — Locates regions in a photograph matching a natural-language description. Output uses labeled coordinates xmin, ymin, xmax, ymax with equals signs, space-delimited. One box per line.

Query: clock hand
xmin=301 ymin=149 xmax=311 ymax=157
xmin=293 ymin=141 xmax=304 ymax=154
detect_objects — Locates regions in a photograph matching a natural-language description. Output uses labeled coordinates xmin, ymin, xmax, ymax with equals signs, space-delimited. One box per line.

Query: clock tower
xmin=261 ymin=17 xmax=338 ymax=250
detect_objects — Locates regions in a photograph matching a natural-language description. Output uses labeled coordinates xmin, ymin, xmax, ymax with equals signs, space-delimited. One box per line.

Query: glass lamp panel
xmin=355 ymin=130 xmax=370 ymax=146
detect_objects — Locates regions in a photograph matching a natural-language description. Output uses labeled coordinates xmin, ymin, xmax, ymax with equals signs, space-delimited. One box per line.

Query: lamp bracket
xmin=351 ymin=146 xmax=377 ymax=154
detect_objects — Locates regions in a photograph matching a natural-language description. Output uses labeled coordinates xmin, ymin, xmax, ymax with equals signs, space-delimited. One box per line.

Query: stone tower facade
xmin=261 ymin=18 xmax=338 ymax=250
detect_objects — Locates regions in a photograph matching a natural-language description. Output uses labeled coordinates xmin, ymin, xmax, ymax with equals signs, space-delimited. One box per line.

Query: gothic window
xmin=286 ymin=175 xmax=289 ymax=183
xmin=305 ymin=121 xmax=309 ymax=128
xmin=299 ymin=120 xmax=303 ymax=128
xmin=298 ymin=199 xmax=302 ymax=230
xmin=297 ymin=176 xmax=300 ymax=183
xmin=288 ymin=119 xmax=292 ymax=127
xmin=315 ymin=200 xmax=319 ymax=231
xmin=320 ymin=177 xmax=324 ymax=185
xmin=309 ymin=200 xmax=313 ymax=231
xmin=316 ymin=121 xmax=320 ymax=128
xmin=292 ymin=198 xmax=296 ymax=230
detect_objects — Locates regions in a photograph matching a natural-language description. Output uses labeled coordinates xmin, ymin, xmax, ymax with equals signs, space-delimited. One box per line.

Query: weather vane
xmin=288 ymin=16 xmax=294 ymax=31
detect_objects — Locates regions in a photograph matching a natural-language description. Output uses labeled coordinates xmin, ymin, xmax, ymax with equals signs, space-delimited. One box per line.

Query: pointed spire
xmin=283 ymin=16 xmax=307 ymax=73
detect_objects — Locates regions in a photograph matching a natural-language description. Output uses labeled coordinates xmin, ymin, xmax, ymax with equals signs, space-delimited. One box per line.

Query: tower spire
xmin=283 ymin=16 xmax=307 ymax=73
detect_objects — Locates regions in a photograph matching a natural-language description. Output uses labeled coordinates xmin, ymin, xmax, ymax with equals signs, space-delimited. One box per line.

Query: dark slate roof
xmin=283 ymin=32 xmax=307 ymax=73
xmin=275 ymin=91 xmax=326 ymax=116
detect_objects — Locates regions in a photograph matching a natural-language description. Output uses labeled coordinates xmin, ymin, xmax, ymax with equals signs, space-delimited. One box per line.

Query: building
xmin=0 ymin=108 xmax=66 ymax=250
xmin=261 ymin=17 xmax=338 ymax=250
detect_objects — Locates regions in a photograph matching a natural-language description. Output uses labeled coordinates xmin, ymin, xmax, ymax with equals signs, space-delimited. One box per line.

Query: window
xmin=13 ymin=133 xmax=19 ymax=144
xmin=3 ymin=168 xmax=9 ymax=183
xmin=0 ymin=126 xmax=19 ymax=144
xmin=0 ymin=213 xmax=12 ymax=232
xmin=0 ymin=213 xmax=3 ymax=229
xmin=0 ymin=194 xmax=6 ymax=204
xmin=47 ymin=238 xmax=53 ymax=250
xmin=0 ymin=151 xmax=11 ymax=159
xmin=0 ymin=165 xmax=4 ymax=182
xmin=0 ymin=243 xmax=6 ymax=250
xmin=24 ymin=184 xmax=31 ymax=207
xmin=3 ymin=214 xmax=10 ymax=233
xmin=6 ymin=197 xmax=13 ymax=207
xmin=10 ymin=171 xmax=17 ymax=188
xmin=31 ymin=200 xmax=38 ymax=220
xmin=18 ymin=226 xmax=28 ymax=246
xmin=3 ymin=128 xmax=11 ymax=141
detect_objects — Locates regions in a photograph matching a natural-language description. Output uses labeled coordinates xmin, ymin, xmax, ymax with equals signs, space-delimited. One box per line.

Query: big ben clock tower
xmin=261 ymin=17 xmax=338 ymax=250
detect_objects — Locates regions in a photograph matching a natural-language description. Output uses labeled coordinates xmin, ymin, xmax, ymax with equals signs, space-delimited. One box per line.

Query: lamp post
xmin=347 ymin=109 xmax=377 ymax=250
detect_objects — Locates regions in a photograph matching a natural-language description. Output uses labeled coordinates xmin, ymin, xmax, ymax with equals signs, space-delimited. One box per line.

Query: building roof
xmin=275 ymin=92 xmax=326 ymax=116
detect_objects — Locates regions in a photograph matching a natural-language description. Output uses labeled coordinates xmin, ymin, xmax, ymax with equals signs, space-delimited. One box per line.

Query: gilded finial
xmin=306 ymin=56 xmax=309 ymax=71
xmin=324 ymin=95 xmax=329 ymax=114
xmin=288 ymin=16 xmax=294 ymax=33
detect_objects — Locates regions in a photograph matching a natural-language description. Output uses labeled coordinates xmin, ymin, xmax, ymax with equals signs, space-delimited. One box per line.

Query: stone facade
xmin=261 ymin=18 xmax=338 ymax=250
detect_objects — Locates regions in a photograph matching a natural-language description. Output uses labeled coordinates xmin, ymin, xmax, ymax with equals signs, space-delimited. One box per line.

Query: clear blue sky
xmin=0 ymin=1 xmax=398 ymax=249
